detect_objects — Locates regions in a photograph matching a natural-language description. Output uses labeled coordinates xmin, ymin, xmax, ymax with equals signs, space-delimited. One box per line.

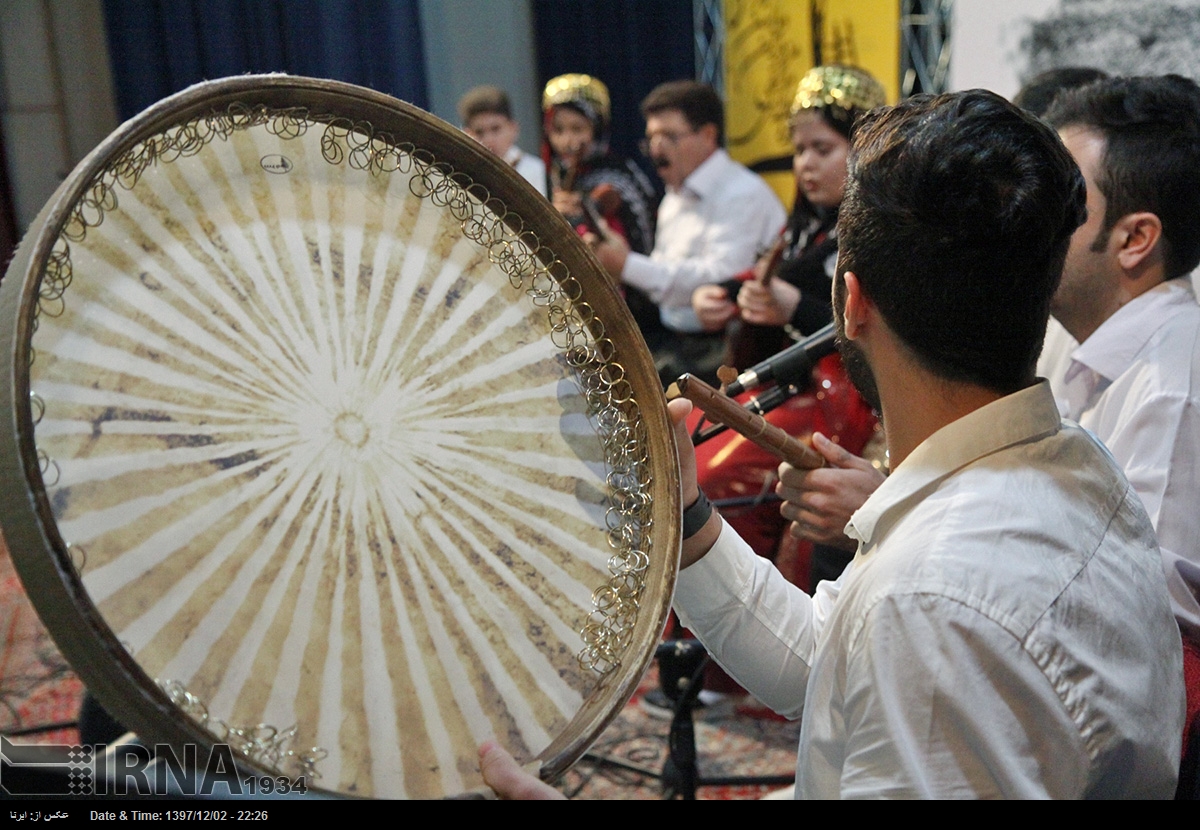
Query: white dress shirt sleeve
xmin=674 ymin=523 xmax=1088 ymax=799
xmin=620 ymin=191 xmax=785 ymax=308
xmin=672 ymin=520 xmax=832 ymax=719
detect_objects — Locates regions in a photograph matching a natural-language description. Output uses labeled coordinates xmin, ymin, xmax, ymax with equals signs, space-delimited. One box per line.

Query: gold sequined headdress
xmin=791 ymin=65 xmax=886 ymax=131
xmin=542 ymin=74 xmax=612 ymax=127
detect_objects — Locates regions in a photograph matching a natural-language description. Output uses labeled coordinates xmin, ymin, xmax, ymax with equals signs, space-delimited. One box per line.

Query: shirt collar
xmin=1072 ymin=277 xmax=1197 ymax=383
xmin=677 ymin=148 xmax=730 ymax=200
xmin=846 ymin=381 xmax=1062 ymax=546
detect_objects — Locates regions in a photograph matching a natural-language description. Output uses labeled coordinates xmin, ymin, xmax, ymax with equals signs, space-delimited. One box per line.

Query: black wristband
xmin=682 ymin=490 xmax=713 ymax=539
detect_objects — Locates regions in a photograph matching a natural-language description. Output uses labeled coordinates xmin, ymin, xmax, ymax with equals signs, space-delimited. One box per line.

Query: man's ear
xmin=699 ymin=122 xmax=719 ymax=147
xmin=841 ymin=271 xmax=871 ymax=339
xmin=1114 ymin=211 xmax=1163 ymax=273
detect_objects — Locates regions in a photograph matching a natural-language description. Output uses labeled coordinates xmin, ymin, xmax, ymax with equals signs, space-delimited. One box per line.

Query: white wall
xmin=418 ymin=0 xmax=542 ymax=154
xmin=951 ymin=0 xmax=1200 ymax=98
xmin=0 ymin=0 xmax=118 ymax=236
xmin=949 ymin=0 xmax=1059 ymax=97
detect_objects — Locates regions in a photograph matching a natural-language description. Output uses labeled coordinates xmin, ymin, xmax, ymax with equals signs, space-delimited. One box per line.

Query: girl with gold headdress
xmin=697 ymin=65 xmax=887 ymax=348
xmin=540 ymin=74 xmax=656 ymax=257
xmin=690 ymin=65 xmax=885 ymax=592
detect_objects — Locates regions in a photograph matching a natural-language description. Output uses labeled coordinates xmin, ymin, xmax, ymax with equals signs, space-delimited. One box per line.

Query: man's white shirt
xmin=620 ymin=149 xmax=784 ymax=332
xmin=675 ymin=382 xmax=1184 ymax=798
xmin=505 ymin=146 xmax=548 ymax=197
xmin=1050 ymin=277 xmax=1200 ymax=638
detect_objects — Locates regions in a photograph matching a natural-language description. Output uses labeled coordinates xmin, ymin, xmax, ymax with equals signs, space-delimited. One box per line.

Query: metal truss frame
xmin=694 ymin=0 xmax=724 ymax=93
xmin=901 ymin=0 xmax=952 ymax=96
xmin=698 ymin=1 xmax=952 ymax=99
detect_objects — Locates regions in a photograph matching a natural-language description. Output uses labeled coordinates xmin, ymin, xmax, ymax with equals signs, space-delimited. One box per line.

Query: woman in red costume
xmin=691 ymin=65 xmax=887 ymax=593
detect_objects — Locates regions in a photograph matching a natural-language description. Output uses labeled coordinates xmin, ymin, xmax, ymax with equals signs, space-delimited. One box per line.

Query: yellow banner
xmin=724 ymin=0 xmax=901 ymax=207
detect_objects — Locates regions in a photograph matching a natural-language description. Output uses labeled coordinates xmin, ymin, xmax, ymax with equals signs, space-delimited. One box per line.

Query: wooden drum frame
xmin=0 ymin=76 xmax=680 ymax=799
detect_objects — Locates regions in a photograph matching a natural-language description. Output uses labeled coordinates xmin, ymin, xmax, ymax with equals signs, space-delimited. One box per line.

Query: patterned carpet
xmin=0 ymin=534 xmax=83 ymax=745
xmin=552 ymin=664 xmax=799 ymax=800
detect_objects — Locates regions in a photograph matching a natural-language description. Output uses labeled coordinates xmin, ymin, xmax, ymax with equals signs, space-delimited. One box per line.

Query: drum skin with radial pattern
xmin=0 ymin=75 xmax=679 ymax=799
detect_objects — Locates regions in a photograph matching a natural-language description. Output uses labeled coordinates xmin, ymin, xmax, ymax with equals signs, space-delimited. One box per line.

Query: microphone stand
xmin=582 ymin=639 xmax=795 ymax=799
xmin=691 ymin=322 xmax=838 ymax=447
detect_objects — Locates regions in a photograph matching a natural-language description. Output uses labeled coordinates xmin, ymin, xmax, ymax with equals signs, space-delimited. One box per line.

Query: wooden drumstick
xmin=666 ymin=373 xmax=825 ymax=470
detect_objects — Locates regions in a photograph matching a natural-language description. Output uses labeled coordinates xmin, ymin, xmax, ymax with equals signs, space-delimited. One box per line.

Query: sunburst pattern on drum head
xmin=0 ymin=78 xmax=679 ymax=799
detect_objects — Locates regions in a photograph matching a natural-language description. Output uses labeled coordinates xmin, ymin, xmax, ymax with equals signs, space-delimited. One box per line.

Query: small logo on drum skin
xmin=260 ymin=155 xmax=293 ymax=174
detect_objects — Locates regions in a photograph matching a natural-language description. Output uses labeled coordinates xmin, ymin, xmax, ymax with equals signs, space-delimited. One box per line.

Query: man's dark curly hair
xmin=1013 ymin=67 xmax=1108 ymax=118
xmin=1045 ymin=74 xmax=1200 ymax=281
xmin=838 ymin=90 xmax=1087 ymax=394
xmin=641 ymin=81 xmax=724 ymax=146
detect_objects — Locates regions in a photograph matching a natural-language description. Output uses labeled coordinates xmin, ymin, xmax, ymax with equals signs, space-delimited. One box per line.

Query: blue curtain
xmin=103 ymin=0 xmax=429 ymax=121
xmin=532 ymin=0 xmax=693 ymax=170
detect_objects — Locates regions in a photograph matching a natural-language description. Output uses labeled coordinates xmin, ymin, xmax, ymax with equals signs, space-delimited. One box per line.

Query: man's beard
xmin=837 ymin=334 xmax=882 ymax=414
xmin=833 ymin=274 xmax=882 ymax=414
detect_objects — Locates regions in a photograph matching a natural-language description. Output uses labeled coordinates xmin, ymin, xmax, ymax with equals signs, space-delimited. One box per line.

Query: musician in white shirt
xmin=479 ymin=89 xmax=1184 ymax=799
xmin=589 ymin=81 xmax=783 ymax=380
xmin=1039 ymin=76 xmax=1200 ymax=645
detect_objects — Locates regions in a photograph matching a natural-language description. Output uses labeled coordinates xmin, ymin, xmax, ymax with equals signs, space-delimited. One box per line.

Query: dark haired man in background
xmin=1042 ymin=75 xmax=1200 ymax=758
xmin=1017 ymin=67 xmax=1109 ymax=404
xmin=482 ymin=89 xmax=1184 ymax=799
xmin=1012 ymin=66 xmax=1109 ymax=117
xmin=589 ymin=80 xmax=784 ymax=382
